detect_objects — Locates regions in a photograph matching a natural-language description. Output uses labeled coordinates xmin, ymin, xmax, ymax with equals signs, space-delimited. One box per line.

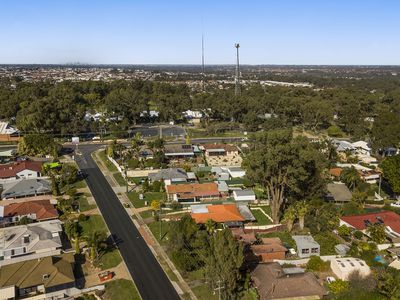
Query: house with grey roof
xmin=148 ymin=168 xmax=188 ymax=186
xmin=0 ymin=220 xmax=63 ymax=265
xmin=233 ymin=189 xmax=256 ymax=202
xmin=326 ymin=183 xmax=352 ymax=203
xmin=1 ymin=178 xmax=52 ymax=199
xmin=292 ymin=235 xmax=320 ymax=258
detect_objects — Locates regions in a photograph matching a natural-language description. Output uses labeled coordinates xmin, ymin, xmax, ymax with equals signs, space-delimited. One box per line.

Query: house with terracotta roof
xmin=0 ymin=161 xmax=43 ymax=182
xmin=250 ymin=238 xmax=288 ymax=263
xmin=340 ymin=211 xmax=400 ymax=239
xmin=166 ymin=182 xmax=221 ymax=203
xmin=190 ymin=204 xmax=245 ymax=226
xmin=0 ymin=200 xmax=58 ymax=225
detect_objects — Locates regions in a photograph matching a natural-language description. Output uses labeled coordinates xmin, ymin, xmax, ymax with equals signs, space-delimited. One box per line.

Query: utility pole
xmin=234 ymin=43 xmax=241 ymax=96
xmin=159 ymin=201 xmax=163 ymax=240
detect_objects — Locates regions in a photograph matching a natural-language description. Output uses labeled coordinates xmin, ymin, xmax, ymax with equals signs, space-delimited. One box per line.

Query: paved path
xmin=75 ymin=145 xmax=180 ymax=300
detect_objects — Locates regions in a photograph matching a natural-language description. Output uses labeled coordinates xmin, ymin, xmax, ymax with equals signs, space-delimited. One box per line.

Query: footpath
xmin=92 ymin=150 xmax=197 ymax=300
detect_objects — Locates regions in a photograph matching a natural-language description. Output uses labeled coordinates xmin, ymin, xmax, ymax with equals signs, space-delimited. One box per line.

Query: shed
xmin=233 ymin=190 xmax=256 ymax=202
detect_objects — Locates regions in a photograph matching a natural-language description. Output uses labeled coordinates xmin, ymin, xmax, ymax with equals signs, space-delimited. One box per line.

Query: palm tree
xmin=341 ymin=167 xmax=360 ymax=191
xmin=86 ymin=231 xmax=106 ymax=263
xmin=295 ymin=201 xmax=309 ymax=230
xmin=283 ymin=206 xmax=296 ymax=232
xmin=205 ymin=219 xmax=216 ymax=235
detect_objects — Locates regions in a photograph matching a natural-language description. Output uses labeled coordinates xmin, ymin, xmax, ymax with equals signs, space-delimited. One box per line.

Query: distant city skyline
xmin=1 ymin=0 xmax=400 ymax=65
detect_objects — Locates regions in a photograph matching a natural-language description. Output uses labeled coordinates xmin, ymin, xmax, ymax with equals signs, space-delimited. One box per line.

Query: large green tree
xmin=371 ymin=111 xmax=400 ymax=150
xmin=243 ymin=129 xmax=326 ymax=223
xmin=381 ymin=155 xmax=400 ymax=194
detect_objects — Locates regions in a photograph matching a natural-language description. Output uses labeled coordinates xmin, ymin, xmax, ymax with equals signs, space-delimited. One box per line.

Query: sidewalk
xmin=93 ymin=150 xmax=197 ymax=300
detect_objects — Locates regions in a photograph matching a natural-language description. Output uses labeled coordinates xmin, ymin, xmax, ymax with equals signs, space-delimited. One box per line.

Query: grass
xmin=74 ymin=179 xmax=88 ymax=189
xmin=148 ymin=220 xmax=170 ymax=243
xmin=259 ymin=205 xmax=271 ymax=216
xmin=258 ymin=231 xmax=296 ymax=249
xmin=139 ymin=210 xmax=154 ymax=219
xmin=77 ymin=193 xmax=96 ymax=212
xmin=191 ymin=285 xmax=219 ymax=300
xmin=128 ymin=191 xmax=146 ymax=208
xmin=98 ymin=150 xmax=118 ymax=172
xmin=96 ymin=248 xmax=122 ymax=270
xmin=250 ymin=209 xmax=272 ymax=225
xmin=129 ymin=177 xmax=146 ymax=185
xmin=113 ymin=172 xmax=126 ymax=186
xmin=81 ymin=215 xmax=107 ymax=236
xmin=104 ymin=279 xmax=141 ymax=300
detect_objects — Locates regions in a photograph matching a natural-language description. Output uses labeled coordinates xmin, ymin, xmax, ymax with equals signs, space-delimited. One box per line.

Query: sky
xmin=0 ymin=0 xmax=399 ymax=65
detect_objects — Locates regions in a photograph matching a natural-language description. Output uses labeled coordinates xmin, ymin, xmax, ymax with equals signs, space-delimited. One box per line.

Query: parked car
xmin=326 ymin=276 xmax=336 ymax=284
xmin=391 ymin=201 xmax=400 ymax=208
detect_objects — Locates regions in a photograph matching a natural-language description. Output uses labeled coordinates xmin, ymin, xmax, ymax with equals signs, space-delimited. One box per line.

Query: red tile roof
xmin=3 ymin=200 xmax=58 ymax=221
xmin=166 ymin=182 xmax=219 ymax=199
xmin=191 ymin=204 xmax=245 ymax=224
xmin=0 ymin=161 xmax=43 ymax=178
xmin=341 ymin=211 xmax=400 ymax=234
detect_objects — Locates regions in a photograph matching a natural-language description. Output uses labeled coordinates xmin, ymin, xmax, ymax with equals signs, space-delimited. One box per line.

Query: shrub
xmin=78 ymin=214 xmax=87 ymax=222
xmin=306 ymin=255 xmax=329 ymax=272
xmin=338 ymin=225 xmax=351 ymax=239
xmin=353 ymin=230 xmax=363 ymax=240
xmin=329 ymin=279 xmax=349 ymax=294
xmin=327 ymin=125 xmax=344 ymax=137
xmin=170 ymin=202 xmax=183 ymax=210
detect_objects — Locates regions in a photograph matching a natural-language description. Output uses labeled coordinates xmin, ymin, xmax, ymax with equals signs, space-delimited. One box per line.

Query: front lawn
xmin=77 ymin=193 xmax=96 ymax=212
xmin=96 ymin=248 xmax=122 ymax=270
xmin=104 ymin=279 xmax=141 ymax=300
xmin=81 ymin=215 xmax=107 ymax=236
xmin=148 ymin=220 xmax=170 ymax=243
xmin=250 ymin=209 xmax=272 ymax=225
xmin=113 ymin=172 xmax=126 ymax=186
xmin=128 ymin=191 xmax=146 ymax=208
xmin=139 ymin=210 xmax=154 ymax=219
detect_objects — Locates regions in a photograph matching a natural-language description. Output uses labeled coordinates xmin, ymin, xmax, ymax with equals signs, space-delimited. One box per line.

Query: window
xmin=42 ymin=274 xmax=50 ymax=280
xmin=311 ymin=248 xmax=319 ymax=253
xmin=302 ymin=248 xmax=310 ymax=254
xmin=359 ymin=262 xmax=365 ymax=266
xmin=11 ymin=249 xmax=15 ymax=256
xmin=350 ymin=262 xmax=355 ymax=267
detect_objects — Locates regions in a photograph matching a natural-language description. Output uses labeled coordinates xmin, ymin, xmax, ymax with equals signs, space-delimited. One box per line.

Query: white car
xmin=326 ymin=277 xmax=336 ymax=284
xmin=288 ymin=248 xmax=296 ymax=255
xmin=391 ymin=201 xmax=400 ymax=208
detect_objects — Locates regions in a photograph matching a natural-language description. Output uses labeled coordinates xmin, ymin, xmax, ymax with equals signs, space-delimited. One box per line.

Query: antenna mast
xmin=235 ymin=43 xmax=241 ymax=96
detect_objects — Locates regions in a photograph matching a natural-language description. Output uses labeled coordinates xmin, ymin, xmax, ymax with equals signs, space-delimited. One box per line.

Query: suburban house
xmin=226 ymin=167 xmax=246 ymax=178
xmin=0 ymin=161 xmax=43 ymax=182
xmin=201 ymin=143 xmax=242 ymax=166
xmin=0 ymin=220 xmax=63 ymax=264
xmin=340 ymin=211 xmax=400 ymax=239
xmin=0 ymin=200 xmax=58 ymax=225
xmin=148 ymin=168 xmax=189 ymax=186
xmin=352 ymin=141 xmax=372 ymax=156
xmin=0 ymin=121 xmax=19 ymax=142
xmin=330 ymin=257 xmax=371 ymax=280
xmin=164 ymin=144 xmax=195 ymax=159
xmin=250 ymin=238 xmax=287 ymax=263
xmin=166 ymin=182 xmax=221 ymax=203
xmin=190 ymin=204 xmax=245 ymax=226
xmin=0 ymin=254 xmax=76 ymax=300
xmin=326 ymin=183 xmax=352 ymax=203
xmin=337 ymin=163 xmax=381 ymax=184
xmin=332 ymin=139 xmax=355 ymax=153
xmin=1 ymin=178 xmax=52 ymax=200
xmin=233 ymin=189 xmax=256 ymax=202
xmin=292 ymin=235 xmax=320 ymax=258
xmin=251 ymin=262 xmax=327 ymax=300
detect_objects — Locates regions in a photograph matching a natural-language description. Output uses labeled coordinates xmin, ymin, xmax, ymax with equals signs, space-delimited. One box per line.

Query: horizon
xmin=1 ymin=0 xmax=400 ymax=65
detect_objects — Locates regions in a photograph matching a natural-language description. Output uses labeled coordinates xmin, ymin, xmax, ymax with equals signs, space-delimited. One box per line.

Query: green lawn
xmin=259 ymin=205 xmax=271 ymax=216
xmin=148 ymin=220 xmax=170 ymax=243
xmin=77 ymin=193 xmax=96 ymax=212
xmin=81 ymin=215 xmax=107 ymax=236
xmin=139 ymin=210 xmax=154 ymax=219
xmin=258 ymin=231 xmax=296 ymax=249
xmin=113 ymin=172 xmax=126 ymax=186
xmin=128 ymin=191 xmax=147 ymax=208
xmin=192 ymin=285 xmax=219 ymax=300
xmin=96 ymin=248 xmax=122 ymax=270
xmin=74 ymin=179 xmax=88 ymax=189
xmin=104 ymin=279 xmax=141 ymax=300
xmin=250 ymin=209 xmax=272 ymax=225
xmin=128 ymin=191 xmax=166 ymax=208
xmin=98 ymin=150 xmax=118 ymax=172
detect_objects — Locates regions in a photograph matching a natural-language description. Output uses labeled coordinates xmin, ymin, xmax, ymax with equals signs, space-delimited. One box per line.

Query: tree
xmin=306 ymin=255 xmax=329 ymax=272
xmin=376 ymin=268 xmax=400 ymax=299
xmin=282 ymin=205 xmax=296 ymax=232
xmin=18 ymin=134 xmax=60 ymax=157
xmin=381 ymin=155 xmax=400 ymax=194
xmin=306 ymin=200 xmax=340 ymax=234
xmin=366 ymin=223 xmax=386 ymax=244
xmin=371 ymin=111 xmax=400 ymax=151
xmin=295 ymin=201 xmax=309 ymax=230
xmin=329 ymin=280 xmax=350 ymax=294
xmin=341 ymin=167 xmax=361 ymax=191
xmin=202 ymin=229 xmax=244 ymax=299
xmin=338 ymin=225 xmax=352 ymax=239
xmin=86 ymin=231 xmax=107 ymax=263
xmin=151 ymin=200 xmax=160 ymax=211
xmin=205 ymin=219 xmax=216 ymax=235
xmin=243 ymin=129 xmax=326 ymax=223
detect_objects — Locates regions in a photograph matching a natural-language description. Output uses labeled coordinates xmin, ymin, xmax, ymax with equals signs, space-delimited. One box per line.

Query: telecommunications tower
xmin=235 ymin=43 xmax=241 ymax=96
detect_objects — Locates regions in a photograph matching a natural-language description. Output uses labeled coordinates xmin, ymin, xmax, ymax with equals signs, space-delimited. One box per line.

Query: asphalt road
xmin=75 ymin=145 xmax=180 ymax=300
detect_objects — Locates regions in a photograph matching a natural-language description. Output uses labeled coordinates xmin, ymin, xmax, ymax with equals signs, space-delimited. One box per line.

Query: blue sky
xmin=0 ymin=0 xmax=399 ymax=65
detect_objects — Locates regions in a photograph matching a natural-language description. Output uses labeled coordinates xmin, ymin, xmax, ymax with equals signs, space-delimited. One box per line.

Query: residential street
xmin=75 ymin=145 xmax=180 ymax=300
